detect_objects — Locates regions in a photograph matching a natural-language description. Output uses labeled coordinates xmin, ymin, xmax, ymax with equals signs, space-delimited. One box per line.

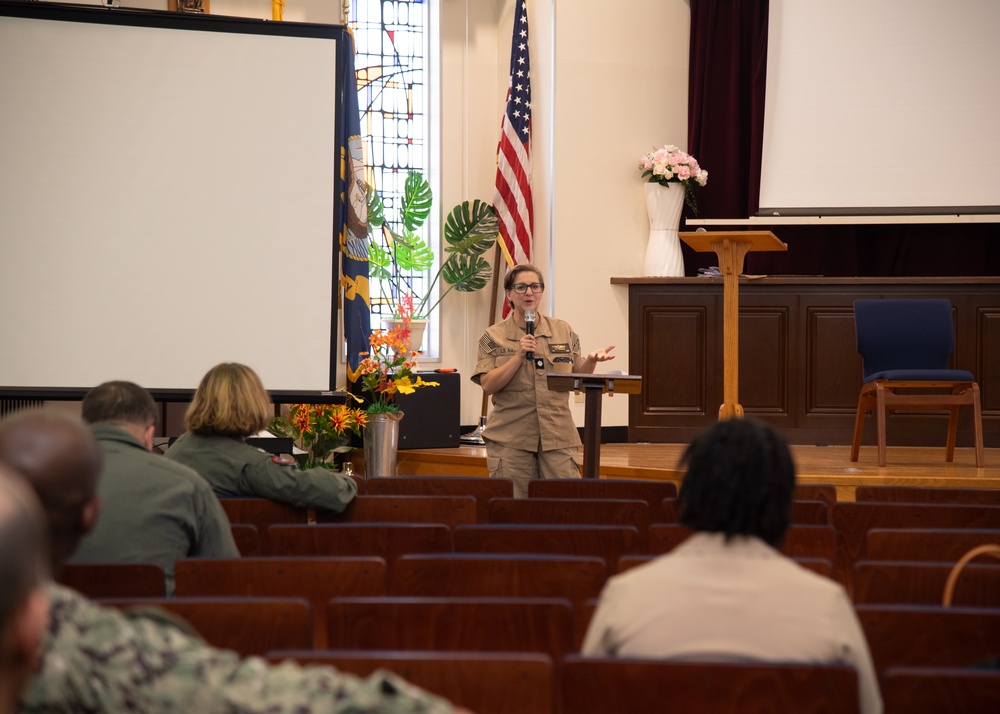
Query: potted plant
xmin=367 ymin=170 xmax=499 ymax=349
xmin=267 ymin=403 xmax=368 ymax=470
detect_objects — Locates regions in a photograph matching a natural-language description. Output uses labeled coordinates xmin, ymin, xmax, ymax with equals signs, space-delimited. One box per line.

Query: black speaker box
xmin=396 ymin=371 xmax=461 ymax=449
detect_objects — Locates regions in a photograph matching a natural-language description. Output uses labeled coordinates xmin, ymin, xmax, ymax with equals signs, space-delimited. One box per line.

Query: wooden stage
xmin=393 ymin=443 xmax=1000 ymax=502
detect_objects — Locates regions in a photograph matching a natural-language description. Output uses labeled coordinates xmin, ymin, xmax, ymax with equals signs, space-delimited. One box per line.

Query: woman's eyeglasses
xmin=512 ymin=283 xmax=545 ymax=294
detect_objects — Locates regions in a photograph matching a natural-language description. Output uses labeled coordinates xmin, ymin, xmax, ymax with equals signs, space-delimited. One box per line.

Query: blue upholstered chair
xmin=850 ymin=299 xmax=984 ymax=467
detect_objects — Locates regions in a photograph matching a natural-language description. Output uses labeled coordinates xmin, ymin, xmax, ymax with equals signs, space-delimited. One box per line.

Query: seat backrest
xmin=856 ymin=604 xmax=1000 ymax=672
xmin=268 ymin=650 xmax=553 ymax=714
xmin=325 ymin=596 xmax=574 ymax=658
xmin=364 ymin=476 xmax=513 ymax=523
xmin=316 ymin=495 xmax=478 ymax=528
xmin=853 ymin=298 xmax=955 ymax=379
xmin=58 ymin=562 xmax=166 ymax=598
xmin=452 ymin=523 xmax=643 ymax=569
xmin=865 ymin=528 xmax=1000 ymax=563
xmin=265 ymin=522 xmax=453 ymax=558
xmin=881 ymin=666 xmax=1000 ymax=714
xmin=855 ymin=485 xmax=1000 ymax=506
xmin=646 ymin=525 xmax=836 ymax=564
xmin=527 ymin=478 xmax=677 ymax=511
xmin=390 ymin=553 xmax=607 ymax=606
xmin=174 ymin=556 xmax=387 ymax=648
xmin=230 ymin=523 xmax=261 ymax=556
xmin=558 ymin=657 xmax=860 ymax=714
xmin=488 ymin=497 xmax=651 ymax=536
xmin=853 ymin=560 xmax=1000 ymax=606
xmin=99 ymin=596 xmax=312 ymax=656
xmin=218 ymin=498 xmax=310 ymax=532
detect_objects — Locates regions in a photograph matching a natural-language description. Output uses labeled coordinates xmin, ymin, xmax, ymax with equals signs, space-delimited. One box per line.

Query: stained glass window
xmin=349 ymin=0 xmax=430 ymax=323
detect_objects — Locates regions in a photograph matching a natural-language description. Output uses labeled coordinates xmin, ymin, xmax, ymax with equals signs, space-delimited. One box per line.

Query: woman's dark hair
xmin=677 ymin=417 xmax=796 ymax=547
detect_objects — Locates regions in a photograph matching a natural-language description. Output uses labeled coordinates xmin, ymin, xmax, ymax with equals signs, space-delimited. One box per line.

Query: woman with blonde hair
xmin=166 ymin=363 xmax=356 ymax=511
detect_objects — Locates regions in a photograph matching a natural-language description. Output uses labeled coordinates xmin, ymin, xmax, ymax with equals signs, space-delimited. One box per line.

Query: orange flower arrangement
xmin=357 ymin=294 xmax=437 ymax=414
xmin=268 ymin=403 xmax=367 ymax=469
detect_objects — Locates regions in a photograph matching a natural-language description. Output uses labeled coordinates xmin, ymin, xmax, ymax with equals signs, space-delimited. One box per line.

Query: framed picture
xmin=168 ymin=0 xmax=210 ymax=13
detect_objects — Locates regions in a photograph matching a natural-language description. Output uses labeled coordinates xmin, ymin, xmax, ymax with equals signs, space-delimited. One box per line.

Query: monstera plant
xmin=367 ymin=170 xmax=499 ymax=320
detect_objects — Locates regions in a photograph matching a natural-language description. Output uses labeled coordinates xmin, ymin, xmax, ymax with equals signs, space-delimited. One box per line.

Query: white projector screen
xmin=760 ymin=0 xmax=1000 ymax=216
xmin=0 ymin=2 xmax=344 ymax=397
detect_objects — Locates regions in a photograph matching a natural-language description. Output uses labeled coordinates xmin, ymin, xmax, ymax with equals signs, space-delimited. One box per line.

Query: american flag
xmin=494 ymin=0 xmax=533 ymax=279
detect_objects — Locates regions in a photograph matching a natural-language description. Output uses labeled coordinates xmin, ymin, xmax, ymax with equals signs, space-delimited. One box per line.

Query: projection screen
xmin=759 ymin=0 xmax=1000 ymax=216
xmin=0 ymin=2 xmax=345 ymax=397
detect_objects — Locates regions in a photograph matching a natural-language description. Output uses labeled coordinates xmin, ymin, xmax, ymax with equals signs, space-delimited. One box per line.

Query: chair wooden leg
xmin=850 ymin=395 xmax=867 ymax=463
xmin=945 ymin=401 xmax=959 ymax=463
xmin=875 ymin=384 xmax=888 ymax=468
xmin=972 ymin=383 xmax=985 ymax=468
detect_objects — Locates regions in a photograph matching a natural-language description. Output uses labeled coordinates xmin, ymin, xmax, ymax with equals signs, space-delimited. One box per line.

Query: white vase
xmin=642 ymin=182 xmax=686 ymax=277
xmin=381 ymin=318 xmax=428 ymax=354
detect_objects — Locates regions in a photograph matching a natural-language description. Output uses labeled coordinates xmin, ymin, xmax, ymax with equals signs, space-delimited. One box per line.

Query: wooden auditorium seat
xmin=268 ymin=650 xmax=553 ymax=714
xmin=364 ymin=475 xmax=513 ymax=523
xmin=881 ymin=666 xmax=1000 ymax=714
xmin=98 ymin=596 xmax=312 ymax=656
xmin=265 ymin=523 xmax=453 ymax=558
xmin=218 ymin=497 xmax=310 ymax=533
xmin=316 ymin=495 xmax=478 ymax=528
xmin=230 ymin=523 xmax=260 ymax=555
xmin=647 ymin=524 xmax=837 ymax=564
xmin=452 ymin=523 xmax=643 ymax=570
xmin=792 ymin=500 xmax=830 ymax=526
xmin=865 ymin=528 xmax=1000 ymax=563
xmin=527 ymin=478 xmax=677 ymax=512
xmin=58 ymin=562 xmax=166 ymax=598
xmin=795 ymin=484 xmax=838 ymax=511
xmin=853 ymin=561 xmax=1000 ymax=606
xmin=856 ymin=605 xmax=1000 ymax=674
xmin=832 ymin=502 xmax=1000 ymax=595
xmin=488 ymin=497 xmax=651 ymax=535
xmin=174 ymin=556 xmax=387 ymax=648
xmin=558 ymin=657 xmax=860 ymax=714
xmin=855 ymin=485 xmax=1000 ymax=506
xmin=390 ymin=553 xmax=607 ymax=607
xmin=616 ymin=553 xmax=834 ymax=580
xmin=324 ymin=596 xmax=574 ymax=659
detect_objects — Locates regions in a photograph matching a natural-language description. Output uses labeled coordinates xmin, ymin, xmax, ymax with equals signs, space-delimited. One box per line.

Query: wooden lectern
xmin=678 ymin=231 xmax=787 ymax=419
xmin=547 ymin=373 xmax=642 ymax=479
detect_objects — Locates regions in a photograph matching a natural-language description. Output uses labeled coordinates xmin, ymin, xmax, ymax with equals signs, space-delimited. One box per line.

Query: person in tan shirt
xmin=472 ymin=263 xmax=615 ymax=497
xmin=582 ymin=418 xmax=882 ymax=714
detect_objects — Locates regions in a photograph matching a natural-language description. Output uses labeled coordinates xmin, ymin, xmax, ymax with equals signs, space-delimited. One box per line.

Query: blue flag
xmin=339 ymin=30 xmax=371 ymax=385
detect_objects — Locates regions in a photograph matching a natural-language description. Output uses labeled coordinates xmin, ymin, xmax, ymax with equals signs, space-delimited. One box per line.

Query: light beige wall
xmin=440 ymin=0 xmax=690 ymax=427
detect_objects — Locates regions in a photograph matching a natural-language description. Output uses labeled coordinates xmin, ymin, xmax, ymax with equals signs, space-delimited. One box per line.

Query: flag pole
xmin=460 ymin=241 xmax=505 ymax=445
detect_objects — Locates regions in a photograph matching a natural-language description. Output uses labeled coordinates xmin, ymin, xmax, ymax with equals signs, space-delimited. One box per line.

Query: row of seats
xmin=92 ymin=593 xmax=1000 ymax=673
xmin=87 ymin=591 xmax=1000 ymax=704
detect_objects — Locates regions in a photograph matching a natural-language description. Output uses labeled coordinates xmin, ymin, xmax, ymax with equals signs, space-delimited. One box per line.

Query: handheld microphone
xmin=524 ymin=308 xmax=536 ymax=363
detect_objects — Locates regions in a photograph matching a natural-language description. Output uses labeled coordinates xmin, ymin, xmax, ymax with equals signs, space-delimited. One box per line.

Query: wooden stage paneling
xmin=391 ymin=444 xmax=1000 ymax=502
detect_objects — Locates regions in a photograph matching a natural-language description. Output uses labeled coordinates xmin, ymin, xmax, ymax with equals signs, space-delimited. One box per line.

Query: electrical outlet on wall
xmin=574 ymin=392 xmax=585 ymax=404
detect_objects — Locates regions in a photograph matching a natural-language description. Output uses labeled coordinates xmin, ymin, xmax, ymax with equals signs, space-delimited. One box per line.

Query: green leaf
xmin=401 ymin=170 xmax=433 ymax=233
xmin=395 ymin=231 xmax=436 ymax=272
xmin=440 ymin=253 xmax=493 ymax=292
xmin=366 ymin=184 xmax=385 ymax=229
xmin=443 ymin=200 xmax=499 ymax=257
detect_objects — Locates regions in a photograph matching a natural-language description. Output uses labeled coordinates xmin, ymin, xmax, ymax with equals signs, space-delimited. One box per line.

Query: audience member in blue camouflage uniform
xmin=0 ymin=465 xmax=49 ymax=714
xmin=0 ymin=410 xmax=471 ymax=714
xmin=166 ymin=362 xmax=358 ymax=511
xmin=69 ymin=381 xmax=239 ymax=595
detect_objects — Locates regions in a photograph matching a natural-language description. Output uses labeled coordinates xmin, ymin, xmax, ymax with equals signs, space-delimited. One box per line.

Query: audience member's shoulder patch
xmin=272 ymin=455 xmax=295 ymax=466
xmin=479 ymin=333 xmax=499 ymax=354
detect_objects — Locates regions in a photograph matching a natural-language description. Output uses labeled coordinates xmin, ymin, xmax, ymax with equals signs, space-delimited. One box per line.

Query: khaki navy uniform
xmin=166 ymin=432 xmax=357 ymax=511
xmin=472 ymin=312 xmax=584 ymax=496
xmin=70 ymin=424 xmax=239 ymax=595
xmin=21 ymin=583 xmax=458 ymax=713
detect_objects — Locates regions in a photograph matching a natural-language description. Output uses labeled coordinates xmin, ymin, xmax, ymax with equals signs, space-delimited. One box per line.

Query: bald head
xmin=0 ymin=410 xmax=102 ymax=572
xmin=0 ymin=464 xmax=48 ymax=628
